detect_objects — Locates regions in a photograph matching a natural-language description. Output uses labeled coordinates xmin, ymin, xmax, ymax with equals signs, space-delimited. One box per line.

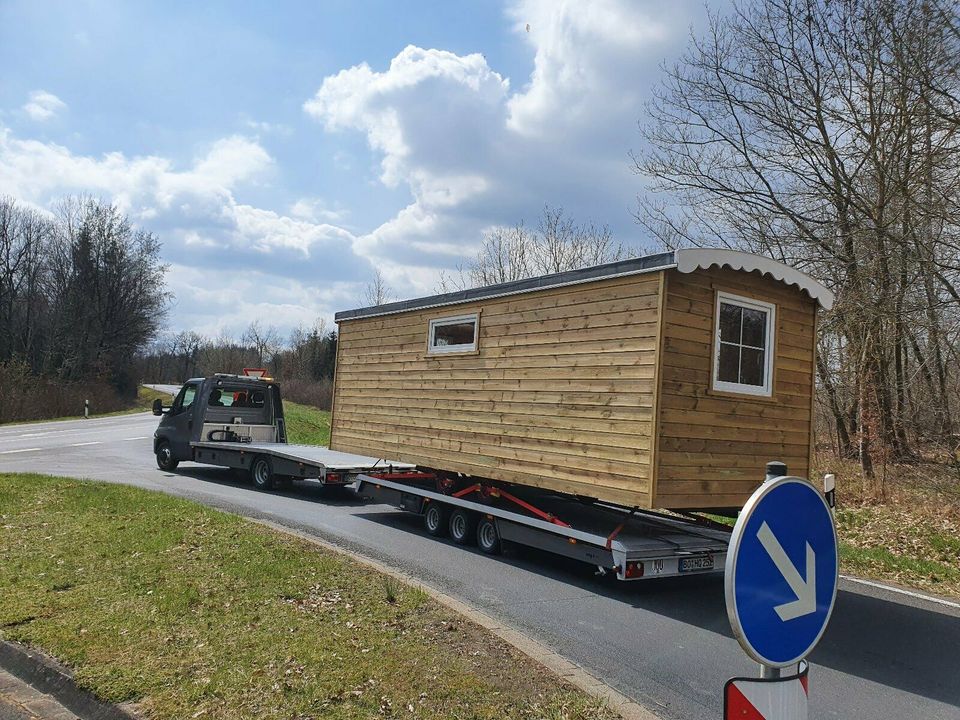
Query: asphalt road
xmin=1 ymin=406 xmax=958 ymax=720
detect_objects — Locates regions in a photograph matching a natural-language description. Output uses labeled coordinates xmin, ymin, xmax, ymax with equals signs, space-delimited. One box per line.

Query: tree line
xmin=0 ymin=196 xmax=167 ymax=420
xmin=136 ymin=320 xmax=338 ymax=409
xmin=634 ymin=0 xmax=960 ymax=476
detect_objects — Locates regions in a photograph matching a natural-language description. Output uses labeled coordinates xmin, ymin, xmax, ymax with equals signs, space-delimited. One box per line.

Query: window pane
xmin=742 ymin=308 xmax=767 ymax=348
xmin=740 ymin=347 xmax=765 ymax=386
xmin=433 ymin=321 xmax=475 ymax=347
xmin=718 ymin=343 xmax=740 ymax=383
xmin=719 ymin=303 xmax=742 ymax=342
xmin=182 ymin=386 xmax=196 ymax=409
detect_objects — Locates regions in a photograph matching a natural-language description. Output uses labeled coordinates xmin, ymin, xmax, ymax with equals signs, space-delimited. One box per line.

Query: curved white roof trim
xmin=675 ymin=248 xmax=834 ymax=310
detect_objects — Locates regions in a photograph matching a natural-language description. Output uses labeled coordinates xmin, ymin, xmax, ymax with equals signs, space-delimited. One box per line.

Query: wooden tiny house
xmin=330 ymin=249 xmax=833 ymax=511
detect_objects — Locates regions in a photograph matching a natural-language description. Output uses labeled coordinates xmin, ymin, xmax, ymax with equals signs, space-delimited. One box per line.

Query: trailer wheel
xmin=424 ymin=503 xmax=449 ymax=537
xmin=155 ymin=441 xmax=178 ymax=472
xmin=251 ymin=456 xmax=275 ymax=490
xmin=448 ymin=508 xmax=476 ymax=545
xmin=476 ymin=517 xmax=502 ymax=555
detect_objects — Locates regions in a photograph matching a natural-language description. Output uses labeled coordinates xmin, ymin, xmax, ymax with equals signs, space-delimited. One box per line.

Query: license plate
xmin=679 ymin=555 xmax=714 ymax=572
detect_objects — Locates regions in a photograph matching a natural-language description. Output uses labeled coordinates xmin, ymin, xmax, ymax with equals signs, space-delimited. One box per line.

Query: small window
xmin=712 ymin=292 xmax=775 ymax=396
xmin=428 ymin=313 xmax=478 ymax=354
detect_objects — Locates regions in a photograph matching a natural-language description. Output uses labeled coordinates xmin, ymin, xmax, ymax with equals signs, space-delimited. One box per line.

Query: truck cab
xmin=152 ymin=374 xmax=286 ymax=471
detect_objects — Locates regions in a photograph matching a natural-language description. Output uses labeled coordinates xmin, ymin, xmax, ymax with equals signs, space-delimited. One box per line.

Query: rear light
xmin=623 ymin=561 xmax=644 ymax=579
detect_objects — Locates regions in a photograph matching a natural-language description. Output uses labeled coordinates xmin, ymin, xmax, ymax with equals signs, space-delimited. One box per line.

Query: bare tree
xmin=441 ymin=206 xmax=631 ymax=291
xmin=242 ymin=320 xmax=282 ymax=367
xmin=364 ymin=269 xmax=393 ymax=306
xmin=171 ymin=331 xmax=205 ymax=381
xmin=634 ymin=0 xmax=960 ymax=473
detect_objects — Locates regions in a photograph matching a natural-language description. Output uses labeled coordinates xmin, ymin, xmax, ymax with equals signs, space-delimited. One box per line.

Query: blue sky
xmin=0 ymin=0 xmax=715 ymax=337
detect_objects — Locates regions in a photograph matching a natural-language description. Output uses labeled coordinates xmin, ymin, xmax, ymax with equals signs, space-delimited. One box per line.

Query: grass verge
xmin=283 ymin=401 xmax=331 ymax=446
xmin=0 ymin=473 xmax=613 ymax=720
xmin=703 ymin=455 xmax=960 ymax=599
xmin=818 ymin=454 xmax=960 ymax=599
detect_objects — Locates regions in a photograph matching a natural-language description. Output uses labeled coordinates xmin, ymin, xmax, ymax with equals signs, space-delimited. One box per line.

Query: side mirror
xmin=152 ymin=398 xmax=165 ymax=416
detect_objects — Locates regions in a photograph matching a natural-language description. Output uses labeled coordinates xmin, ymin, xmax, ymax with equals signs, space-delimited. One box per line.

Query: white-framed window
xmin=428 ymin=313 xmax=479 ymax=354
xmin=712 ymin=292 xmax=776 ymax=397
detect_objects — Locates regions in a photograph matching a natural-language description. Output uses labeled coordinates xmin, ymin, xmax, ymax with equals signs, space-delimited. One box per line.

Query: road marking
xmin=0 ymin=447 xmax=40 ymax=454
xmin=841 ymin=575 xmax=960 ymax=610
xmin=757 ymin=521 xmax=817 ymax=621
xmin=70 ymin=441 xmax=103 ymax=447
xmin=123 ymin=436 xmax=150 ymax=440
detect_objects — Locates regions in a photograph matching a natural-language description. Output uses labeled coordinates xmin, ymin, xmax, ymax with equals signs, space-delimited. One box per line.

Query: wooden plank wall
xmin=654 ymin=267 xmax=817 ymax=509
xmin=331 ymin=272 xmax=664 ymax=507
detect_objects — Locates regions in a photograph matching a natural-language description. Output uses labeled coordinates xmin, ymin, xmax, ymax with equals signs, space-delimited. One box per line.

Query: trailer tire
xmin=251 ymin=456 xmax=275 ymax=491
xmin=156 ymin=441 xmax=178 ymax=472
xmin=476 ymin=517 xmax=502 ymax=555
xmin=423 ymin=503 xmax=449 ymax=537
xmin=448 ymin=508 xmax=476 ymax=545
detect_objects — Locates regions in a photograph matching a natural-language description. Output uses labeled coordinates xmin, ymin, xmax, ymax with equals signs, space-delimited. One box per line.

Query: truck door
xmin=166 ymin=381 xmax=200 ymax=460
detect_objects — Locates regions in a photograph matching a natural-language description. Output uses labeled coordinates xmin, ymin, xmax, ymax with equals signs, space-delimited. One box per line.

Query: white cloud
xmin=506 ymin=1 xmax=668 ymax=137
xmin=0 ymin=129 xmax=270 ymax=215
xmin=0 ymin=126 xmax=371 ymax=333
xmin=22 ymin=90 xmax=67 ymax=121
xmin=241 ymin=118 xmax=293 ymax=136
xmin=303 ymin=1 xmax=692 ymax=295
xmin=166 ymin=263 xmax=359 ymax=338
xmin=290 ymin=197 xmax=348 ymax=223
xmin=1 ymin=1 xmax=700 ymax=334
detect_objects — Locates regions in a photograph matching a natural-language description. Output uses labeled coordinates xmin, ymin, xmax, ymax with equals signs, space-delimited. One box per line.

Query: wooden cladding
xmin=653 ymin=267 xmax=816 ymax=508
xmin=332 ymin=273 xmax=662 ymax=506
xmin=331 ymin=265 xmax=818 ymax=510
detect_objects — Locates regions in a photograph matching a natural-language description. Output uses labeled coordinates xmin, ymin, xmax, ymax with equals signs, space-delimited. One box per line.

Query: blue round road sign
xmin=724 ymin=476 xmax=838 ymax=667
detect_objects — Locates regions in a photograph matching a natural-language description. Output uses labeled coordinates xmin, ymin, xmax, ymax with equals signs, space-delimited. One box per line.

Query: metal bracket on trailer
xmin=356 ymin=474 xmax=730 ymax=581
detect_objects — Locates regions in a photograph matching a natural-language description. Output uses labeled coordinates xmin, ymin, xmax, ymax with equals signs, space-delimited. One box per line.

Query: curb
xmin=0 ymin=641 xmax=137 ymax=720
xmin=252 ymin=517 xmax=662 ymax=720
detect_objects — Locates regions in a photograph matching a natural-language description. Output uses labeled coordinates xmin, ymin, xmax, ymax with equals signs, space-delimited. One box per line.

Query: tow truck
xmin=152 ymin=373 xmax=729 ymax=580
xmin=152 ymin=373 xmax=414 ymax=490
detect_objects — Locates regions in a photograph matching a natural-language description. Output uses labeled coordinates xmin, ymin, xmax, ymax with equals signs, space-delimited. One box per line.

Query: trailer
xmin=355 ymin=472 xmax=730 ymax=581
xmin=152 ymin=373 xmax=414 ymax=489
xmin=330 ymin=248 xmax=835 ymax=511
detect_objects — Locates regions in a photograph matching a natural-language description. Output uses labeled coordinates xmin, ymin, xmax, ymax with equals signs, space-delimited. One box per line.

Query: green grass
xmin=283 ymin=401 xmax=331 ymax=446
xmin=839 ymin=543 xmax=960 ymax=587
xmin=0 ymin=474 xmax=612 ymax=720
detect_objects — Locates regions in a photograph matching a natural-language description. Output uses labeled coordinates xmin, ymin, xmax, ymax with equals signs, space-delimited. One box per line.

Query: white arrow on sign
xmin=757 ymin=521 xmax=817 ymax=621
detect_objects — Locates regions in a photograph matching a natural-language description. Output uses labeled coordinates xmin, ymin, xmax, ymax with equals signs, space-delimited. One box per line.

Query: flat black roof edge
xmin=336 ymin=251 xmax=677 ymax=322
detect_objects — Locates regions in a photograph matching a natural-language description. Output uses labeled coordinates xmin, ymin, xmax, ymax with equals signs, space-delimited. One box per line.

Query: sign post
xmin=723 ymin=463 xmax=838 ymax=718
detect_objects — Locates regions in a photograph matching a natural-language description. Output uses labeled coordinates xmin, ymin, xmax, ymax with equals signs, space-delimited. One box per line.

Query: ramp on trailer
xmin=193 ymin=442 xmax=414 ymax=471
xmin=357 ymin=475 xmax=731 ymax=581
xmin=192 ymin=441 xmax=415 ymax=486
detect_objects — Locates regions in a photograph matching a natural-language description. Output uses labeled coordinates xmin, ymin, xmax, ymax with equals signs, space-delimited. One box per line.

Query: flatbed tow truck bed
xmin=356 ymin=474 xmax=730 ymax=581
xmin=192 ymin=441 xmax=415 ymax=484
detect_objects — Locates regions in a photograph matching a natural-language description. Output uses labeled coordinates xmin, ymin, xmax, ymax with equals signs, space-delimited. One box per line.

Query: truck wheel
xmin=424 ymin=503 xmax=449 ymax=537
xmin=476 ymin=517 xmax=502 ymax=555
xmin=448 ymin=509 xmax=476 ymax=545
xmin=156 ymin=441 xmax=179 ymax=472
xmin=251 ymin=456 xmax=275 ymax=491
